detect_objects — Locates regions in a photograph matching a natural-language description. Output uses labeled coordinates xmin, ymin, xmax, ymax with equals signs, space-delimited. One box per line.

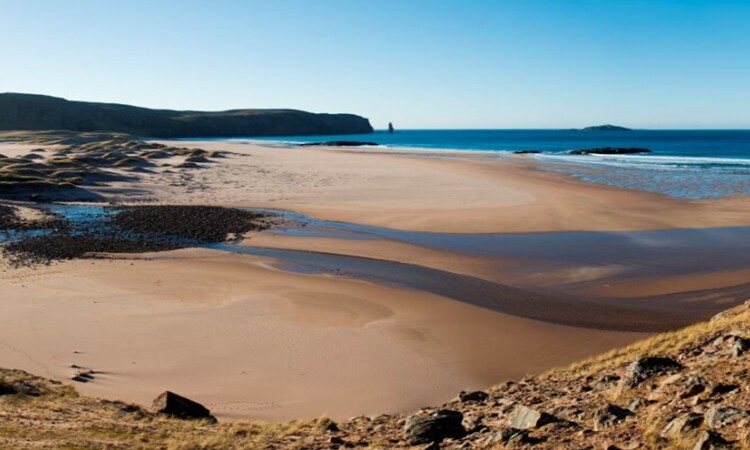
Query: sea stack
xmin=388 ymin=122 xmax=394 ymax=133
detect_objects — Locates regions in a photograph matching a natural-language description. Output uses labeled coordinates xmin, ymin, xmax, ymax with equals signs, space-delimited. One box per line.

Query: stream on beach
xmin=3 ymin=203 xmax=750 ymax=332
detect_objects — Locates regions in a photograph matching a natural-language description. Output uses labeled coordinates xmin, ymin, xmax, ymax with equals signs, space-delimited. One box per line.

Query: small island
xmin=580 ymin=124 xmax=632 ymax=131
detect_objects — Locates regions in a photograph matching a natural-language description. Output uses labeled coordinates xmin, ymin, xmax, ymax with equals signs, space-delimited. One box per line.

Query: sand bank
xmin=0 ymin=249 xmax=645 ymax=420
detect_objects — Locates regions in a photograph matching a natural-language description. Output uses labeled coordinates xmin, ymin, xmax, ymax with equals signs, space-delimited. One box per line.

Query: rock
xmin=457 ymin=390 xmax=489 ymax=403
xmin=185 ymin=155 xmax=211 ymax=163
xmin=709 ymin=382 xmax=739 ymax=396
xmin=732 ymin=337 xmax=750 ymax=356
xmin=627 ymin=398 xmax=650 ymax=412
xmin=0 ymin=381 xmax=17 ymax=396
xmin=0 ymin=380 xmax=42 ymax=397
xmin=150 ymin=391 xmax=216 ymax=422
xmin=327 ymin=436 xmax=346 ymax=446
xmin=71 ymin=369 xmax=95 ymax=383
xmin=508 ymin=405 xmax=557 ymax=430
xmin=704 ymin=405 xmax=747 ymax=428
xmin=693 ymin=430 xmax=731 ymax=450
xmin=299 ymin=141 xmax=379 ymax=147
xmin=593 ymin=404 xmax=633 ymax=431
xmin=403 ymin=410 xmax=465 ymax=445
xmin=599 ymin=374 xmax=621 ymax=383
xmin=513 ymin=150 xmax=542 ymax=154
xmin=569 ymin=147 xmax=650 ymax=155
xmin=681 ymin=378 xmax=707 ymax=398
xmin=660 ymin=373 xmax=683 ymax=387
xmin=621 ymin=356 xmax=683 ymax=388
xmin=661 ymin=412 xmax=704 ymax=439
xmin=316 ymin=417 xmax=339 ymax=432
xmin=706 ymin=334 xmax=750 ymax=356
xmin=481 ymin=428 xmax=533 ymax=447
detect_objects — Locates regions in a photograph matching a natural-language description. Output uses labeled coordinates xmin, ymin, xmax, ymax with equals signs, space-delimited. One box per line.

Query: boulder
xmin=508 ymin=405 xmax=557 ymax=430
xmin=661 ymin=413 xmax=704 ymax=439
xmin=627 ymin=397 xmax=649 ymax=412
xmin=0 ymin=381 xmax=17 ymax=396
xmin=457 ymin=390 xmax=489 ymax=403
xmin=481 ymin=428 xmax=534 ymax=447
xmin=693 ymin=430 xmax=731 ymax=450
xmin=0 ymin=380 xmax=42 ymax=397
xmin=593 ymin=404 xmax=633 ymax=431
xmin=731 ymin=337 xmax=750 ymax=356
xmin=403 ymin=409 xmax=465 ymax=445
xmin=150 ymin=391 xmax=216 ymax=422
xmin=704 ymin=405 xmax=747 ymax=428
xmin=621 ymin=356 xmax=682 ymax=388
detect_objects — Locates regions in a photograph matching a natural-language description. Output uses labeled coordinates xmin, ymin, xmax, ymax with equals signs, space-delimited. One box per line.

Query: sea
xmin=218 ymin=129 xmax=750 ymax=200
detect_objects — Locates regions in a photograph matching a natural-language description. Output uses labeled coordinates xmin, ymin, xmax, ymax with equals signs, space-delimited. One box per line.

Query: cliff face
xmin=0 ymin=93 xmax=373 ymax=137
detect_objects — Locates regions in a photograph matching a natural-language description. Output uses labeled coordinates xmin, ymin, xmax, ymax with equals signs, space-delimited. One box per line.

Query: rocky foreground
xmin=2 ymin=300 xmax=750 ymax=449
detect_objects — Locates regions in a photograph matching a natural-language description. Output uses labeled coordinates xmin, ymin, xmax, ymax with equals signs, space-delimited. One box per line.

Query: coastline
xmin=2 ymin=138 xmax=750 ymax=421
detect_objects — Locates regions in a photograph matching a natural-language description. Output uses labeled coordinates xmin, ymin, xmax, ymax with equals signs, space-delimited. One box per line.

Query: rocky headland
xmin=0 ymin=93 xmax=373 ymax=137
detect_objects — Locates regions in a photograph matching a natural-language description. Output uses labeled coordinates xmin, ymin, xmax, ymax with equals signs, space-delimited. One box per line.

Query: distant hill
xmin=0 ymin=93 xmax=373 ymax=138
xmin=580 ymin=124 xmax=632 ymax=131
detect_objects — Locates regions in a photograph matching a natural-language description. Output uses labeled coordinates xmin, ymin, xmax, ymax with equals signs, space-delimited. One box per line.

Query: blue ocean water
xmin=224 ymin=129 xmax=750 ymax=199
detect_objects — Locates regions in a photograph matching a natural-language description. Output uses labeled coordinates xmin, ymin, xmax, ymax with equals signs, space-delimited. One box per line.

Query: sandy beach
xmin=2 ymin=139 xmax=750 ymax=421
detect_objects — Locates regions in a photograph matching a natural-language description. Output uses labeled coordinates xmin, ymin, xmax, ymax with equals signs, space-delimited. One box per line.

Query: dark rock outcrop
xmin=569 ymin=147 xmax=651 ymax=155
xmin=593 ymin=404 xmax=633 ymax=430
xmin=693 ymin=430 xmax=731 ymax=450
xmin=704 ymin=405 xmax=747 ymax=429
xmin=298 ymin=141 xmax=379 ymax=147
xmin=403 ymin=409 xmax=465 ymax=444
xmin=620 ymin=356 xmax=682 ymax=388
xmin=0 ymin=93 xmax=373 ymax=138
xmin=457 ymin=390 xmax=489 ymax=403
xmin=150 ymin=391 xmax=216 ymax=422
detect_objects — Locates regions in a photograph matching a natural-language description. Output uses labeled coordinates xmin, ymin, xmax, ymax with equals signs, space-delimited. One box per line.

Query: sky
xmin=1 ymin=0 xmax=749 ymax=129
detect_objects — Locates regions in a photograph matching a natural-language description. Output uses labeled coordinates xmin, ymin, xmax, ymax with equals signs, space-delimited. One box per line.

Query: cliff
xmin=0 ymin=93 xmax=373 ymax=138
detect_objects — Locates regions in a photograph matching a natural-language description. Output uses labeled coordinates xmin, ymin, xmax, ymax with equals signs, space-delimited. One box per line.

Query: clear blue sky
xmin=1 ymin=0 xmax=749 ymax=129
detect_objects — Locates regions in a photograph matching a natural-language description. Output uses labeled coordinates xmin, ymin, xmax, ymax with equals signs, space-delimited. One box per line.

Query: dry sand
xmin=130 ymin=140 xmax=750 ymax=233
xmin=1 ymin=139 xmax=749 ymax=421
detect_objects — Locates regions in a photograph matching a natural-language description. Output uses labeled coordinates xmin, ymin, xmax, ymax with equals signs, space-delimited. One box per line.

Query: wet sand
xmin=0 ymin=249 xmax=645 ymax=420
xmin=2 ymin=139 xmax=750 ymax=421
